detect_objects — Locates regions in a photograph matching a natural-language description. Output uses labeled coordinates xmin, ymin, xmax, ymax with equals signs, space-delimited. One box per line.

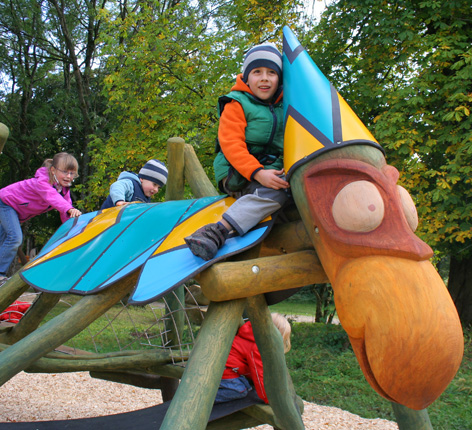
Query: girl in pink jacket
xmin=0 ymin=152 xmax=82 ymax=283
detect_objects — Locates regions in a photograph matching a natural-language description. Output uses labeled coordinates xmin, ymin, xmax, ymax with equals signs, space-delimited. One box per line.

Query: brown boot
xmin=184 ymin=223 xmax=229 ymax=261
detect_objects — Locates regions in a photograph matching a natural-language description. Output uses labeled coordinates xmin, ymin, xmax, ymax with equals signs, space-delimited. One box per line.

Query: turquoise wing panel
xmin=20 ymin=196 xmax=226 ymax=294
xmin=38 ymin=210 xmax=100 ymax=257
xmin=128 ymin=221 xmax=274 ymax=304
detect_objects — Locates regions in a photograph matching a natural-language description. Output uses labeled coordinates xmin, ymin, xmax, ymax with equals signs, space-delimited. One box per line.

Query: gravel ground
xmin=0 ymin=371 xmax=398 ymax=429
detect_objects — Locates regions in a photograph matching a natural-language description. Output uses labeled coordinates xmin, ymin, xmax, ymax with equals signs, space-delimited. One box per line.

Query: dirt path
xmin=0 ymin=371 xmax=398 ymax=429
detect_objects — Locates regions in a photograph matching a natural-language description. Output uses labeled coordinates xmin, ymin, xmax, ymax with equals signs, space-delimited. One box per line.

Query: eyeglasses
xmin=54 ymin=167 xmax=79 ymax=180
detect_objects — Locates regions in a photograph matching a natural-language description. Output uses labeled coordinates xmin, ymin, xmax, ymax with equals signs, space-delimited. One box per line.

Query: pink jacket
xmin=0 ymin=167 xmax=73 ymax=223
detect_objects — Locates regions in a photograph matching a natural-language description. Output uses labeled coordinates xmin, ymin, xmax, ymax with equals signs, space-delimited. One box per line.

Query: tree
xmin=301 ymin=0 xmax=472 ymax=325
xmin=86 ymin=0 xmax=303 ymax=209
xmin=0 ymin=0 xmax=110 ymax=253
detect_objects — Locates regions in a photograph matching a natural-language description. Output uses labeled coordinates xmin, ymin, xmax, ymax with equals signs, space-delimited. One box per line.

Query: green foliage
xmin=287 ymin=323 xmax=472 ymax=429
xmin=41 ymin=296 xmax=199 ymax=353
xmin=85 ymin=0 xmax=303 ymax=210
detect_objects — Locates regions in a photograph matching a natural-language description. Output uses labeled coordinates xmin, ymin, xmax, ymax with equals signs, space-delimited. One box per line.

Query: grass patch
xmin=41 ymin=297 xmax=198 ymax=353
xmin=269 ymin=301 xmax=318 ymax=316
xmin=287 ymin=322 xmax=472 ymax=430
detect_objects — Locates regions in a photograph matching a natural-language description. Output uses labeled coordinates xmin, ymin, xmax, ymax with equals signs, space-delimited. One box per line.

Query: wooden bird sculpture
xmin=282 ymin=26 xmax=463 ymax=410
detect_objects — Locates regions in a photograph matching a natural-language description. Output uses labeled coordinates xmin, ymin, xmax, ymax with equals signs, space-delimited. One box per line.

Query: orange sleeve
xmin=218 ymin=100 xmax=263 ymax=181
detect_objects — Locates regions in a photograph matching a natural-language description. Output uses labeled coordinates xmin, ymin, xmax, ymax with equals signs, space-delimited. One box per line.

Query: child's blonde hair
xmin=271 ymin=313 xmax=291 ymax=353
xmin=43 ymin=152 xmax=79 ymax=183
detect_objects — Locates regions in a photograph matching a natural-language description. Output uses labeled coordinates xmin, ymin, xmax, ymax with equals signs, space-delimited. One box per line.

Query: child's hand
xmin=68 ymin=208 xmax=82 ymax=218
xmin=115 ymin=201 xmax=129 ymax=206
xmin=254 ymin=169 xmax=290 ymax=190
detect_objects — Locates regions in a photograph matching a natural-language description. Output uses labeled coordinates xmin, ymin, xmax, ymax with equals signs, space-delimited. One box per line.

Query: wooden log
xmin=162 ymin=285 xmax=185 ymax=401
xmin=0 ymin=273 xmax=30 ymax=315
xmin=198 ymin=250 xmax=328 ymax=302
xmin=391 ymin=403 xmax=433 ymax=430
xmin=0 ymin=122 xmax=9 ymax=153
xmin=160 ymin=298 xmax=246 ymax=430
xmin=16 ymin=350 xmax=183 ymax=373
xmin=206 ymin=411 xmax=265 ymax=430
xmin=183 ymin=143 xmax=219 ymax=197
xmin=0 ymin=271 xmax=138 ymax=387
xmin=163 ymin=140 xmax=191 ymax=400
xmin=90 ymin=368 xmax=185 ymax=389
xmin=165 ymin=137 xmax=186 ymax=201
xmin=1 ymin=292 xmax=61 ymax=344
xmin=241 ymin=404 xmax=280 ymax=428
xmin=259 ymin=219 xmax=313 ymax=257
xmin=246 ymin=294 xmax=304 ymax=430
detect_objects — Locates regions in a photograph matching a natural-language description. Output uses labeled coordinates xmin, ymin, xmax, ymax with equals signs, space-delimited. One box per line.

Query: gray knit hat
xmin=138 ymin=159 xmax=168 ymax=187
xmin=242 ymin=43 xmax=283 ymax=82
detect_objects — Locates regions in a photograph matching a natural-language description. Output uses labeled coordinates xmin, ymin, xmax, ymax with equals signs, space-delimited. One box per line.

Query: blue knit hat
xmin=242 ymin=43 xmax=283 ymax=82
xmin=138 ymin=159 xmax=168 ymax=187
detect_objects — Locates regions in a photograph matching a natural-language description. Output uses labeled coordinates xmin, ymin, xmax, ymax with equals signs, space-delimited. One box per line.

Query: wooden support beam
xmin=391 ymin=403 xmax=433 ymax=430
xmin=165 ymin=137 xmax=186 ymax=201
xmin=183 ymin=143 xmax=219 ymax=198
xmin=0 ymin=122 xmax=8 ymax=153
xmin=90 ymin=368 xmax=185 ymax=389
xmin=199 ymin=250 xmax=328 ymax=302
xmin=206 ymin=411 xmax=265 ymax=430
xmin=160 ymin=298 xmax=246 ymax=430
xmin=259 ymin=219 xmax=313 ymax=257
xmin=246 ymin=294 xmax=304 ymax=430
xmin=1 ymin=292 xmax=61 ymax=344
xmin=0 ymin=273 xmax=30 ymax=315
xmin=14 ymin=349 xmax=184 ymax=374
xmin=0 ymin=271 xmax=138 ymax=387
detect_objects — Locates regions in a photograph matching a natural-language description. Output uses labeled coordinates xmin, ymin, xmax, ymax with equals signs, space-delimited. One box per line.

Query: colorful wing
xmin=20 ymin=196 xmax=275 ymax=304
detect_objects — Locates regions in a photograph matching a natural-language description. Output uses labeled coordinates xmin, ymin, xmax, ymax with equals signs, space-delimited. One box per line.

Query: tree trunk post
xmin=391 ymin=403 xmax=433 ymax=430
xmin=0 ymin=273 xmax=30 ymax=315
xmin=1 ymin=292 xmax=61 ymax=344
xmin=0 ymin=122 xmax=9 ymax=153
xmin=246 ymin=294 xmax=305 ymax=430
xmin=183 ymin=143 xmax=219 ymax=197
xmin=160 ymin=298 xmax=246 ymax=430
xmin=165 ymin=137 xmax=186 ymax=201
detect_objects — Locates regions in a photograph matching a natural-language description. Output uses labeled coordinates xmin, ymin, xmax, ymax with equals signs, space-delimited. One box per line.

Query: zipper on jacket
xmin=268 ymin=104 xmax=277 ymax=147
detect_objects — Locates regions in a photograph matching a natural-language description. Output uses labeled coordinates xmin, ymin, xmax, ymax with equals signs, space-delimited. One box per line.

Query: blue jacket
xmin=101 ymin=171 xmax=150 ymax=209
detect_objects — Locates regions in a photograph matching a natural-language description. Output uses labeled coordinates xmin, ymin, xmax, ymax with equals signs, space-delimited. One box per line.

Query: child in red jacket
xmin=215 ymin=313 xmax=291 ymax=404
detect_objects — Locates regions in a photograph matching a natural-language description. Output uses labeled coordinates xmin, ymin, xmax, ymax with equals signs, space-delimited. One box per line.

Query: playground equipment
xmin=0 ymin=123 xmax=8 ymax=154
xmin=0 ymin=27 xmax=464 ymax=429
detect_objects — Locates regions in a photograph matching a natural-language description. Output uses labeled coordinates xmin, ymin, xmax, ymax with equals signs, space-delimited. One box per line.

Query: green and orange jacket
xmin=213 ymin=74 xmax=284 ymax=188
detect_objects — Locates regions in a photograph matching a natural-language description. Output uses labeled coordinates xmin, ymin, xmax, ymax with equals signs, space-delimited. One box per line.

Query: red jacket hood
xmin=237 ymin=321 xmax=256 ymax=341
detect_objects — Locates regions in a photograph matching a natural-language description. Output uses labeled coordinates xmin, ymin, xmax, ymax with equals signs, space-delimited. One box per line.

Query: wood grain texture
xmin=289 ymin=145 xmax=463 ymax=411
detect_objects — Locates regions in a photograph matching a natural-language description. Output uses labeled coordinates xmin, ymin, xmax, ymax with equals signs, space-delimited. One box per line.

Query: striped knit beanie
xmin=242 ymin=43 xmax=282 ymax=82
xmin=138 ymin=159 xmax=168 ymax=187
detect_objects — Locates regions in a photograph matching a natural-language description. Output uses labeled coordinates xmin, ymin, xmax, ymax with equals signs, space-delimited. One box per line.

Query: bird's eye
xmin=332 ymin=180 xmax=385 ymax=232
xmin=397 ymin=185 xmax=418 ymax=232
